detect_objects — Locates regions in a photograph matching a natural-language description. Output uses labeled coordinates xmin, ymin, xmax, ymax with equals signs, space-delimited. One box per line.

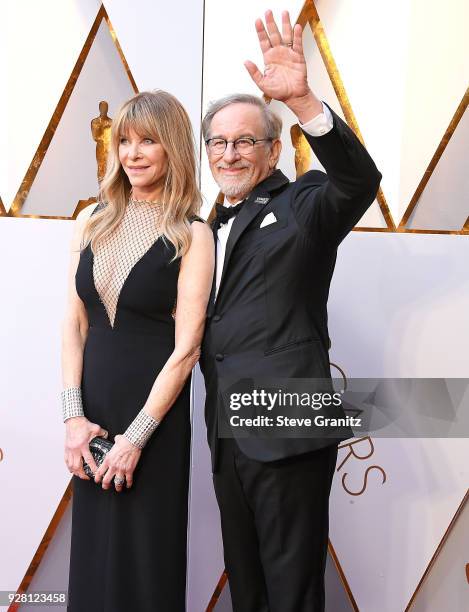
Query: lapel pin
xmin=254 ymin=196 xmax=270 ymax=205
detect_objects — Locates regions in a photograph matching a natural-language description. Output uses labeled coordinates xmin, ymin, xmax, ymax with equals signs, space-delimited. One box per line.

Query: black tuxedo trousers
xmin=200 ymin=102 xmax=382 ymax=611
xmin=213 ymin=438 xmax=338 ymax=612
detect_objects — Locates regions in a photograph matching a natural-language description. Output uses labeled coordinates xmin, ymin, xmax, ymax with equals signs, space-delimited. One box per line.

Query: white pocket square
xmin=260 ymin=212 xmax=277 ymax=228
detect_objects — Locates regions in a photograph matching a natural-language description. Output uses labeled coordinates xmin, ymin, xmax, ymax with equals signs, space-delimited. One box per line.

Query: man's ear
xmin=269 ymin=139 xmax=282 ymax=169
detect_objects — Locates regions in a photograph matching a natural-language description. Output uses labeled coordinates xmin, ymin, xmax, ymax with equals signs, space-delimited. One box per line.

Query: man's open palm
xmin=245 ymin=10 xmax=309 ymax=103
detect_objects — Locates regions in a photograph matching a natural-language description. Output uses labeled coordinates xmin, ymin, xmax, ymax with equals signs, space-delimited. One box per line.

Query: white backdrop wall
xmin=1 ymin=1 xmax=468 ymax=611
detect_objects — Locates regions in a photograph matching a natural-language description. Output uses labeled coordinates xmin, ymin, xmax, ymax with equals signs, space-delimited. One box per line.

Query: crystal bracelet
xmin=123 ymin=408 xmax=160 ymax=449
xmin=61 ymin=387 xmax=85 ymax=422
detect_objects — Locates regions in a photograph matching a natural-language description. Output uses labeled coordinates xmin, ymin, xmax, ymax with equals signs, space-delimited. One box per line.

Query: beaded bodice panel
xmin=92 ymin=200 xmax=163 ymax=329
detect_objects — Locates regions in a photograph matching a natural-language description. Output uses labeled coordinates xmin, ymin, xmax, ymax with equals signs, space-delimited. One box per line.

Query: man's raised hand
xmin=244 ymin=10 xmax=309 ymax=104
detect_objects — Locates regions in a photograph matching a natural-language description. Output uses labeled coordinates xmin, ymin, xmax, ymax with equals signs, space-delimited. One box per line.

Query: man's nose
xmin=222 ymin=142 xmax=240 ymax=163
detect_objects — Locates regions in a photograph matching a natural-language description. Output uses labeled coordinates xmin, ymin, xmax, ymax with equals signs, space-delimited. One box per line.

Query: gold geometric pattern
xmin=297 ymin=0 xmax=395 ymax=233
xmin=328 ymin=540 xmax=359 ymax=611
xmin=462 ymin=215 xmax=469 ymax=235
xmin=297 ymin=0 xmax=468 ymax=237
xmin=405 ymin=489 xmax=469 ymax=610
xmin=73 ymin=197 xmax=98 ymax=219
xmin=206 ymin=541 xmax=360 ymax=611
xmin=398 ymin=88 xmax=469 ymax=235
xmin=205 ymin=571 xmax=228 ymax=611
xmin=8 ymin=482 xmax=72 ymax=609
xmin=7 ymin=4 xmax=138 ymax=221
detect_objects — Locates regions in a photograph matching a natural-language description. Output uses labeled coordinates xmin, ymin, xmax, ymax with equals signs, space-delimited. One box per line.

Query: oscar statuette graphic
xmin=91 ymin=100 xmax=113 ymax=182
xmin=74 ymin=101 xmax=113 ymax=217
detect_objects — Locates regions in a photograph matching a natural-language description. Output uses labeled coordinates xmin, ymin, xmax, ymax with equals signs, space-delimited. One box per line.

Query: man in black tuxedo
xmin=199 ymin=9 xmax=381 ymax=612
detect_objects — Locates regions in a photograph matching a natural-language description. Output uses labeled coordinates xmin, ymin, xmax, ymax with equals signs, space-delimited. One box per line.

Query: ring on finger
xmin=114 ymin=476 xmax=125 ymax=487
xmin=281 ymin=41 xmax=293 ymax=47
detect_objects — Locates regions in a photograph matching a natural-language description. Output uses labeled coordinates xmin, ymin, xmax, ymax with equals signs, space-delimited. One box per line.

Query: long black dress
xmin=68 ymin=200 xmax=195 ymax=611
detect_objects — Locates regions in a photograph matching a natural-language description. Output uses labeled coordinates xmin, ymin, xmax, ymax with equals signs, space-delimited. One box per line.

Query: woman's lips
xmin=127 ymin=166 xmax=149 ymax=173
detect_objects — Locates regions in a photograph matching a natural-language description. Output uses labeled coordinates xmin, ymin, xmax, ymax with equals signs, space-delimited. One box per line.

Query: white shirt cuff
xmin=299 ymin=101 xmax=333 ymax=137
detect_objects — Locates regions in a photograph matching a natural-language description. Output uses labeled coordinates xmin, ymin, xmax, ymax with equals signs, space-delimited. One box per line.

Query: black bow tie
xmin=214 ymin=201 xmax=245 ymax=230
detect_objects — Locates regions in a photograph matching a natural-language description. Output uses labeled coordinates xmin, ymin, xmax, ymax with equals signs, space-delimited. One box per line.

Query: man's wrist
xmin=300 ymin=102 xmax=333 ymax=137
xmin=285 ymin=89 xmax=323 ymax=124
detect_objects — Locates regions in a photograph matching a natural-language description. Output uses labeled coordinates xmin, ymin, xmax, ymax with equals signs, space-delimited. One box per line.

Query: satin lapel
xmin=215 ymin=169 xmax=290 ymax=305
xmin=221 ymin=194 xmax=270 ymax=280
xmin=213 ymin=196 xmax=268 ymax=302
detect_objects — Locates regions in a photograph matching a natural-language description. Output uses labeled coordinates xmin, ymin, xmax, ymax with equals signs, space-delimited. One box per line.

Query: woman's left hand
xmin=94 ymin=434 xmax=142 ymax=492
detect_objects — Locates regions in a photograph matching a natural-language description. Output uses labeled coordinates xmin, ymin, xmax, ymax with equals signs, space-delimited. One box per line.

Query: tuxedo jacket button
xmin=215 ymin=353 xmax=224 ymax=361
xmin=213 ymin=315 xmax=221 ymax=322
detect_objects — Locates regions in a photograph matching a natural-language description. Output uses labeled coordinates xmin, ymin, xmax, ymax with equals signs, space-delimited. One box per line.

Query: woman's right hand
xmin=64 ymin=417 xmax=109 ymax=480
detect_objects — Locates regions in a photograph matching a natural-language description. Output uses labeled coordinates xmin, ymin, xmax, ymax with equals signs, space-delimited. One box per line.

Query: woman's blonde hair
xmin=81 ymin=90 xmax=201 ymax=260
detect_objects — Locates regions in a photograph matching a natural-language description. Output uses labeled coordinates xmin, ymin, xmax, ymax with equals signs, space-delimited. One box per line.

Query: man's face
xmin=206 ymin=103 xmax=281 ymax=203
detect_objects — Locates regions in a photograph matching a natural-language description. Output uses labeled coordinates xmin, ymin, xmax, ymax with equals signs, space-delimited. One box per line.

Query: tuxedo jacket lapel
xmin=215 ymin=170 xmax=290 ymax=300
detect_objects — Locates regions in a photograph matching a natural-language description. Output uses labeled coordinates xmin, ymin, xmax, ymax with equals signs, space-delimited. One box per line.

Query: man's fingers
xmin=244 ymin=61 xmax=263 ymax=87
xmin=292 ymin=23 xmax=303 ymax=55
xmin=255 ymin=18 xmax=272 ymax=53
xmin=281 ymin=10 xmax=293 ymax=44
xmin=264 ymin=10 xmax=282 ymax=46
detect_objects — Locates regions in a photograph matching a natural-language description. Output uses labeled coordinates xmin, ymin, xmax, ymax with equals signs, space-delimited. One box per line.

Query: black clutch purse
xmin=82 ymin=436 xmax=114 ymax=479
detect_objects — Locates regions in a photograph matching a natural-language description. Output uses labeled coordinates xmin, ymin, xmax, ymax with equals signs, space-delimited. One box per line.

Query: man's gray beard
xmin=216 ymin=175 xmax=256 ymax=199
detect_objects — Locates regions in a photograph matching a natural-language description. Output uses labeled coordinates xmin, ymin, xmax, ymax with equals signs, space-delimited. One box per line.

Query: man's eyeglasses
xmin=205 ymin=137 xmax=273 ymax=156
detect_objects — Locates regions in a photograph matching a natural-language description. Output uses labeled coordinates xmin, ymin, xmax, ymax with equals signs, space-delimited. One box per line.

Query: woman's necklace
xmin=129 ymin=189 xmax=164 ymax=208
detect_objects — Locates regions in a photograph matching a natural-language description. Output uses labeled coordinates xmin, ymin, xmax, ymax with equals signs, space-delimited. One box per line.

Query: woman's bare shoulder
xmin=70 ymin=202 xmax=101 ymax=251
xmin=188 ymin=215 xmax=213 ymax=244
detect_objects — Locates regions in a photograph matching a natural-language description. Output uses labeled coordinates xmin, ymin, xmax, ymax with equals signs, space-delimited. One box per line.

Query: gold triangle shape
xmin=398 ymin=88 xmax=469 ymax=236
xmin=205 ymin=570 xmax=228 ymax=611
xmin=204 ymin=538 xmax=359 ymax=611
xmin=462 ymin=215 xmax=469 ymax=234
xmin=8 ymin=4 xmax=138 ymax=220
xmin=0 ymin=196 xmax=6 ymax=216
xmin=297 ymin=0 xmax=395 ymax=233
xmin=8 ymin=481 xmax=72 ymax=609
xmin=404 ymin=488 xmax=469 ymax=610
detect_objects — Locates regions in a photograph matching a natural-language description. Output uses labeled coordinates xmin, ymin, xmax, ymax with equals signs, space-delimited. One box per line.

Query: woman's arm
xmin=61 ymin=208 xmax=92 ymax=390
xmin=61 ymin=204 xmax=108 ymax=479
xmin=140 ymin=220 xmax=215 ymax=421
xmin=94 ymin=220 xmax=215 ymax=489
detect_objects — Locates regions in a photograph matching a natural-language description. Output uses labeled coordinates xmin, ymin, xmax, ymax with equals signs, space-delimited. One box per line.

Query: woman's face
xmin=118 ymin=128 xmax=168 ymax=198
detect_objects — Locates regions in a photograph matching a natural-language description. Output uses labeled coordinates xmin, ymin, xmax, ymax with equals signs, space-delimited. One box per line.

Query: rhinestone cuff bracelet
xmin=62 ymin=387 xmax=85 ymax=422
xmin=123 ymin=408 xmax=160 ymax=449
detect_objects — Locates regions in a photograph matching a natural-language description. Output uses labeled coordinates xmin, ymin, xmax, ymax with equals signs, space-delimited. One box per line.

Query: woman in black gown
xmin=61 ymin=90 xmax=214 ymax=611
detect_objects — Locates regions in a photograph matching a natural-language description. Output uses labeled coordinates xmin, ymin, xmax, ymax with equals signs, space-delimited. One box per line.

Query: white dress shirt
xmin=214 ymin=102 xmax=333 ymax=298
